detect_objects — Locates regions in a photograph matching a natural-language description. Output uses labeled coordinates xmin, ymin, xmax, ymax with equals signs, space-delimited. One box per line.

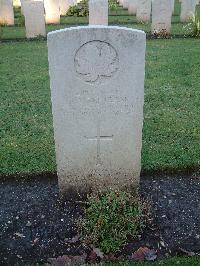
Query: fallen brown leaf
xmin=132 ymin=247 xmax=157 ymax=261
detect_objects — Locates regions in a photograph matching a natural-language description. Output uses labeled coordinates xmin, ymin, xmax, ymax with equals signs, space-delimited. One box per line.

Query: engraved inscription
xmin=74 ymin=40 xmax=119 ymax=83
xmin=85 ymin=121 xmax=113 ymax=165
xmin=67 ymin=92 xmax=135 ymax=117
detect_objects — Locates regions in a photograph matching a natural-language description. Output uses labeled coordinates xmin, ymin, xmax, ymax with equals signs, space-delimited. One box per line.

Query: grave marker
xmin=59 ymin=0 xmax=73 ymax=15
xmin=23 ymin=0 xmax=46 ymax=38
xmin=152 ymin=0 xmax=172 ymax=34
xmin=128 ymin=0 xmax=137 ymax=15
xmin=0 ymin=0 xmax=14 ymax=25
xmin=47 ymin=26 xmax=146 ymax=195
xmin=44 ymin=0 xmax=60 ymax=24
xmin=89 ymin=0 xmax=108 ymax=26
xmin=13 ymin=0 xmax=21 ymax=7
xmin=180 ymin=0 xmax=197 ymax=22
xmin=136 ymin=0 xmax=151 ymax=23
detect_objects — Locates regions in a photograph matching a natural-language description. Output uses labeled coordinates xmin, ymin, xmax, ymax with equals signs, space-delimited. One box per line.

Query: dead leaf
xmin=132 ymin=247 xmax=157 ymax=261
xmin=132 ymin=247 xmax=149 ymax=261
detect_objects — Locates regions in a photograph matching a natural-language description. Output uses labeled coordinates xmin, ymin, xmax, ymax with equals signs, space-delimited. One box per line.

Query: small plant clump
xmin=18 ymin=15 xmax=25 ymax=27
xmin=189 ymin=12 xmax=200 ymax=36
xmin=66 ymin=0 xmax=89 ymax=17
xmin=66 ymin=0 xmax=118 ymax=17
xmin=109 ymin=0 xmax=118 ymax=13
xmin=79 ymin=190 xmax=150 ymax=253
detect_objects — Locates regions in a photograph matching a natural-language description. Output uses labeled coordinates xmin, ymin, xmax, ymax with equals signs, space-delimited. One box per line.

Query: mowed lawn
xmin=99 ymin=256 xmax=200 ymax=266
xmin=0 ymin=38 xmax=199 ymax=175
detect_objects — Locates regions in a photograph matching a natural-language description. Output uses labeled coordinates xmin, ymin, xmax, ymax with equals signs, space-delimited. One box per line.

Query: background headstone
xmin=89 ymin=0 xmax=108 ymax=26
xmin=170 ymin=0 xmax=175 ymax=14
xmin=0 ymin=0 xmax=14 ymax=25
xmin=122 ymin=0 xmax=129 ymax=9
xmin=59 ymin=0 xmax=72 ymax=16
xmin=23 ymin=0 xmax=46 ymax=38
xmin=180 ymin=0 xmax=197 ymax=22
xmin=128 ymin=0 xmax=137 ymax=15
xmin=47 ymin=26 xmax=146 ymax=195
xmin=152 ymin=0 xmax=172 ymax=34
xmin=136 ymin=0 xmax=151 ymax=23
xmin=44 ymin=0 xmax=60 ymax=24
xmin=13 ymin=0 xmax=21 ymax=7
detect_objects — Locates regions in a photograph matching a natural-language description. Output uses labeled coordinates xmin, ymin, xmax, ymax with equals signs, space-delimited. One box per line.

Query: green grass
xmin=0 ymin=0 xmax=191 ymax=40
xmin=96 ymin=256 xmax=200 ymax=265
xmin=0 ymin=38 xmax=200 ymax=175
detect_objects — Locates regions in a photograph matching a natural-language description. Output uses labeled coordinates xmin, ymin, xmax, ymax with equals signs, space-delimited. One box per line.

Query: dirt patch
xmin=0 ymin=174 xmax=199 ymax=265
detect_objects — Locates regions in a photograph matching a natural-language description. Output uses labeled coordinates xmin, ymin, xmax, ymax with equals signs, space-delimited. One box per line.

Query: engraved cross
xmin=85 ymin=122 xmax=113 ymax=164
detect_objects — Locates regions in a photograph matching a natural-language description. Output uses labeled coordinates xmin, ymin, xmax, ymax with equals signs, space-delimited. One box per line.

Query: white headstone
xmin=20 ymin=0 xmax=26 ymax=15
xmin=122 ymin=0 xmax=129 ymax=9
xmin=23 ymin=0 xmax=46 ymax=38
xmin=89 ymin=0 xmax=108 ymax=26
xmin=47 ymin=26 xmax=146 ymax=195
xmin=59 ymin=0 xmax=72 ymax=15
xmin=13 ymin=0 xmax=21 ymax=7
xmin=0 ymin=0 xmax=14 ymax=25
xmin=128 ymin=0 xmax=137 ymax=15
xmin=44 ymin=0 xmax=60 ymax=24
xmin=136 ymin=0 xmax=151 ymax=23
xmin=152 ymin=0 xmax=172 ymax=34
xmin=180 ymin=0 xmax=197 ymax=22
xmin=170 ymin=0 xmax=174 ymax=14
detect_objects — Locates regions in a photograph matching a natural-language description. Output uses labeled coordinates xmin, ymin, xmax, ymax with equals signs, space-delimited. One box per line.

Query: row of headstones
xmin=0 ymin=0 xmax=108 ymax=38
xmin=0 ymin=0 xmax=104 ymax=39
xmin=122 ymin=0 xmax=200 ymax=33
xmin=0 ymin=0 xmax=81 ymax=26
xmin=1 ymin=0 xmax=199 ymax=38
xmin=90 ymin=0 xmax=200 ymax=34
xmin=123 ymin=0 xmax=200 ymax=22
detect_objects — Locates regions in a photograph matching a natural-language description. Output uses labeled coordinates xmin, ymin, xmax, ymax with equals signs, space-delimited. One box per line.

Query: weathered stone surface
xmin=136 ymin=0 xmax=151 ymax=23
xmin=47 ymin=26 xmax=146 ymax=195
xmin=0 ymin=0 xmax=14 ymax=25
xmin=89 ymin=0 xmax=108 ymax=26
xmin=152 ymin=0 xmax=172 ymax=34
xmin=180 ymin=0 xmax=197 ymax=22
xmin=44 ymin=0 xmax=60 ymax=24
xmin=128 ymin=0 xmax=137 ymax=15
xmin=23 ymin=0 xmax=46 ymax=38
